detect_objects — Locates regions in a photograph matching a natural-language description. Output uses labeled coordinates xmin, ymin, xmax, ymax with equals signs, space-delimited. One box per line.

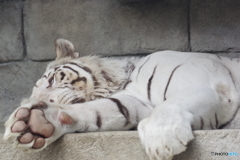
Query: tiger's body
xmin=4 ymin=39 xmax=240 ymax=160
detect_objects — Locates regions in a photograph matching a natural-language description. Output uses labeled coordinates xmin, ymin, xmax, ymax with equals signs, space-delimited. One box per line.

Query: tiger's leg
xmin=4 ymin=93 xmax=153 ymax=151
xmin=138 ymin=87 xmax=239 ymax=160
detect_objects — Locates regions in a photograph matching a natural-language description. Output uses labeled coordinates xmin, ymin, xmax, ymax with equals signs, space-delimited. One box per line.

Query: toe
xmin=12 ymin=121 xmax=27 ymax=132
xmin=19 ymin=132 xmax=34 ymax=143
xmin=32 ymin=137 xmax=45 ymax=149
xmin=15 ymin=108 xmax=30 ymax=119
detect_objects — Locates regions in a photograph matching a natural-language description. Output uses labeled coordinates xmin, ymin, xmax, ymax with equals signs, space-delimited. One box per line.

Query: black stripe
xmin=71 ymin=76 xmax=87 ymax=85
xmin=136 ymin=112 xmax=139 ymax=123
xmin=47 ymin=74 xmax=55 ymax=88
xmin=68 ymin=62 xmax=92 ymax=74
xmin=215 ymin=113 xmax=218 ymax=128
xmin=147 ymin=66 xmax=157 ymax=101
xmin=123 ymin=80 xmax=132 ymax=89
xmin=65 ymin=95 xmax=74 ymax=104
xmin=48 ymin=75 xmax=54 ymax=84
xmin=63 ymin=66 xmax=79 ymax=75
xmin=216 ymin=55 xmax=222 ymax=60
xmin=210 ymin=121 xmax=213 ymax=129
xmin=101 ymin=70 xmax=113 ymax=83
xmin=228 ymin=70 xmax=237 ymax=89
xmin=108 ymin=98 xmax=130 ymax=126
xmin=68 ymin=62 xmax=99 ymax=87
xmin=70 ymin=98 xmax=86 ymax=104
xmin=136 ymin=56 xmax=150 ymax=81
xmin=92 ymin=76 xmax=99 ymax=87
xmin=128 ymin=95 xmax=150 ymax=109
xmin=200 ymin=117 xmax=204 ymax=130
xmin=42 ymin=75 xmax=47 ymax=79
xmin=96 ymin=111 xmax=102 ymax=128
xmin=191 ymin=125 xmax=194 ymax=130
xmin=93 ymin=95 xmax=105 ymax=99
xmin=164 ymin=65 xmax=181 ymax=101
xmin=60 ymin=72 xmax=66 ymax=81
xmin=54 ymin=66 xmax=60 ymax=71
xmin=222 ymin=64 xmax=236 ymax=89
xmin=125 ymin=62 xmax=135 ymax=73
xmin=58 ymin=91 xmax=69 ymax=104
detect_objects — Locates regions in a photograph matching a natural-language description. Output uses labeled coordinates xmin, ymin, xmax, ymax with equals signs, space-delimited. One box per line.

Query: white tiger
xmin=4 ymin=39 xmax=240 ymax=160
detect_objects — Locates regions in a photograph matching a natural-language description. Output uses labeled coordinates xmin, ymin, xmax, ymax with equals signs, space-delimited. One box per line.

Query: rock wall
xmin=1 ymin=0 xmax=240 ymax=132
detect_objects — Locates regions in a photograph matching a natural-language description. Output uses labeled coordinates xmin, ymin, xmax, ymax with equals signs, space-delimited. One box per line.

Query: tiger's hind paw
xmin=138 ymin=115 xmax=194 ymax=160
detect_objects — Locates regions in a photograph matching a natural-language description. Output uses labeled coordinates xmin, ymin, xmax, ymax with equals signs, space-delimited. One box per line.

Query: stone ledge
xmin=1 ymin=130 xmax=240 ymax=160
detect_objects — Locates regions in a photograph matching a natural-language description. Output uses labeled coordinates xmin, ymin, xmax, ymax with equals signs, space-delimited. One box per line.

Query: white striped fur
xmin=4 ymin=39 xmax=240 ymax=160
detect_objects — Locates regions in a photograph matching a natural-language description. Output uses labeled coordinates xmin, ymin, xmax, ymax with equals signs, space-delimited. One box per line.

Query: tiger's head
xmin=30 ymin=38 xmax=127 ymax=105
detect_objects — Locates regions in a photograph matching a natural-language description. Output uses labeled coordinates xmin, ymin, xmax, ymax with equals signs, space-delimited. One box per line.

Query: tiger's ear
xmin=55 ymin=38 xmax=80 ymax=60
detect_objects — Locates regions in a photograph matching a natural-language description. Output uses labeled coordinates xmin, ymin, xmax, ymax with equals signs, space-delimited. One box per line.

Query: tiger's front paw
xmin=138 ymin=115 xmax=194 ymax=160
xmin=3 ymin=99 xmax=76 ymax=151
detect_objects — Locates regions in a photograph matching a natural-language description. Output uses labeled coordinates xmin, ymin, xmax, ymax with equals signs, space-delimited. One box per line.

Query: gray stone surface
xmin=118 ymin=0 xmax=153 ymax=3
xmin=0 ymin=122 xmax=4 ymax=133
xmin=191 ymin=0 xmax=240 ymax=52
xmin=24 ymin=0 xmax=188 ymax=60
xmin=0 ymin=0 xmax=24 ymax=62
xmin=0 ymin=61 xmax=48 ymax=131
xmin=1 ymin=130 xmax=240 ymax=160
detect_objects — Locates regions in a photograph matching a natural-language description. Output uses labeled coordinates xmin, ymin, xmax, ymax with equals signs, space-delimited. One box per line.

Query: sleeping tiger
xmin=4 ymin=38 xmax=240 ymax=160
